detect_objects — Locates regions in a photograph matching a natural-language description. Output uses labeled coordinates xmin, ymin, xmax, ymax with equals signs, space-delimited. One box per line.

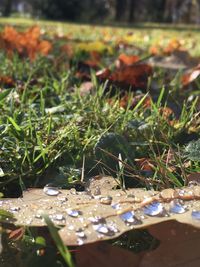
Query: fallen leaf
xmin=0 ymin=176 xmax=200 ymax=246
xmin=76 ymin=242 xmax=142 ymax=267
xmin=140 ymin=221 xmax=200 ymax=267
xmin=182 ymin=64 xmax=200 ymax=86
xmin=0 ymin=26 xmax=52 ymax=60
xmin=0 ymin=75 xmax=15 ymax=87
xmin=116 ymin=53 xmax=140 ymax=68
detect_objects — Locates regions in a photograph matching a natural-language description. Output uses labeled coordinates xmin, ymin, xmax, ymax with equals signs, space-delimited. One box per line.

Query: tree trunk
xmin=2 ymin=0 xmax=13 ymax=17
xmin=128 ymin=0 xmax=136 ymax=22
xmin=115 ymin=0 xmax=127 ymax=21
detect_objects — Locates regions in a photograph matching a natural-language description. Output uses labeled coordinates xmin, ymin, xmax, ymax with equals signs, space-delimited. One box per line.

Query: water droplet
xmin=70 ymin=188 xmax=77 ymax=195
xmin=170 ymin=200 xmax=187 ymax=214
xmin=76 ymin=228 xmax=87 ymax=245
xmin=120 ymin=211 xmax=135 ymax=223
xmin=178 ymin=189 xmax=185 ymax=197
xmin=89 ymin=216 xmax=104 ymax=224
xmin=77 ymin=238 xmax=85 ymax=245
xmin=76 ymin=229 xmax=86 ymax=239
xmin=67 ymin=209 xmax=81 ymax=218
xmin=94 ymin=224 xmax=115 ymax=236
xmin=111 ymin=203 xmax=121 ymax=210
xmin=10 ymin=207 xmax=20 ymax=212
xmin=51 ymin=214 xmax=65 ymax=221
xmin=120 ymin=211 xmax=141 ymax=225
xmin=191 ymin=210 xmax=200 ymax=220
xmin=106 ymin=222 xmax=119 ymax=233
xmin=100 ymin=196 xmax=112 ymax=205
xmin=43 ymin=184 xmax=60 ymax=196
xmin=35 ymin=214 xmax=42 ymax=219
xmin=144 ymin=202 xmax=164 ymax=216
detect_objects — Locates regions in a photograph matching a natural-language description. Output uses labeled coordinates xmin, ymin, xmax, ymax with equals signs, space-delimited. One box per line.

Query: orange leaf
xmin=110 ymin=64 xmax=152 ymax=88
xmin=116 ymin=53 xmax=140 ymax=68
xmin=38 ymin=40 xmax=52 ymax=56
xmin=0 ymin=75 xmax=15 ymax=87
xmin=182 ymin=64 xmax=200 ymax=86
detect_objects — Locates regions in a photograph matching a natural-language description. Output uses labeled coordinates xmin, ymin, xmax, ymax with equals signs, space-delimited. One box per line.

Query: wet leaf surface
xmin=1 ymin=176 xmax=200 ymax=246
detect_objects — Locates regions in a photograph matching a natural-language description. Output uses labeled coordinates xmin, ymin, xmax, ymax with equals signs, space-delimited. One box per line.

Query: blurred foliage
xmin=0 ymin=0 xmax=200 ymax=23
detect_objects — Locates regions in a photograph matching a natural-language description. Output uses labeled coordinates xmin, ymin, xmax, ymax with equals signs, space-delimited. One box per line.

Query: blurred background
xmin=0 ymin=0 xmax=200 ymax=24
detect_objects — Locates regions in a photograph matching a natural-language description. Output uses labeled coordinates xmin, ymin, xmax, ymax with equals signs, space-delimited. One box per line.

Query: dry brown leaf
xmin=0 ymin=26 xmax=52 ymax=60
xmin=76 ymin=242 xmax=142 ymax=267
xmin=140 ymin=221 xmax=200 ymax=267
xmin=116 ymin=53 xmax=140 ymax=68
xmin=0 ymin=176 xmax=200 ymax=246
xmin=182 ymin=64 xmax=200 ymax=86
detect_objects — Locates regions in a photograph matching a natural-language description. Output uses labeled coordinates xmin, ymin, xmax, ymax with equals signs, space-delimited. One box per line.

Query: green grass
xmin=0 ymin=18 xmax=200 ymax=266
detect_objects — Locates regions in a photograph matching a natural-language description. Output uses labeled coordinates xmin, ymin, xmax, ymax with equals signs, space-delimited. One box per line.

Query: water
xmin=66 ymin=209 xmax=81 ymax=218
xmin=50 ymin=214 xmax=65 ymax=221
xmin=170 ymin=200 xmax=186 ymax=214
xmin=120 ymin=211 xmax=135 ymax=223
xmin=10 ymin=207 xmax=20 ymax=212
xmin=76 ymin=229 xmax=86 ymax=239
xmin=143 ymin=202 xmax=164 ymax=216
xmin=89 ymin=216 xmax=105 ymax=224
xmin=111 ymin=203 xmax=121 ymax=210
xmin=43 ymin=184 xmax=60 ymax=196
xmin=94 ymin=223 xmax=115 ymax=236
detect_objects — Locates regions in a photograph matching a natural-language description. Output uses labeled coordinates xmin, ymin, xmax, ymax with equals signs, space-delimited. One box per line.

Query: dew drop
xmin=178 ymin=189 xmax=185 ymax=197
xmin=106 ymin=223 xmax=119 ymax=233
xmin=100 ymin=196 xmax=112 ymax=205
xmin=76 ymin=229 xmax=86 ymax=239
xmin=191 ymin=210 xmax=200 ymax=221
xmin=76 ymin=227 xmax=87 ymax=245
xmin=170 ymin=200 xmax=187 ymax=214
xmin=120 ymin=211 xmax=135 ymax=223
xmin=43 ymin=184 xmax=60 ymax=196
xmin=77 ymin=238 xmax=85 ymax=245
xmin=51 ymin=214 xmax=65 ymax=221
xmin=89 ymin=216 xmax=104 ymax=224
xmin=35 ymin=214 xmax=42 ymax=219
xmin=144 ymin=202 xmax=164 ymax=216
xmin=111 ymin=203 xmax=121 ymax=210
xmin=94 ymin=223 xmax=115 ymax=236
xmin=10 ymin=207 xmax=20 ymax=212
xmin=67 ymin=209 xmax=81 ymax=218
